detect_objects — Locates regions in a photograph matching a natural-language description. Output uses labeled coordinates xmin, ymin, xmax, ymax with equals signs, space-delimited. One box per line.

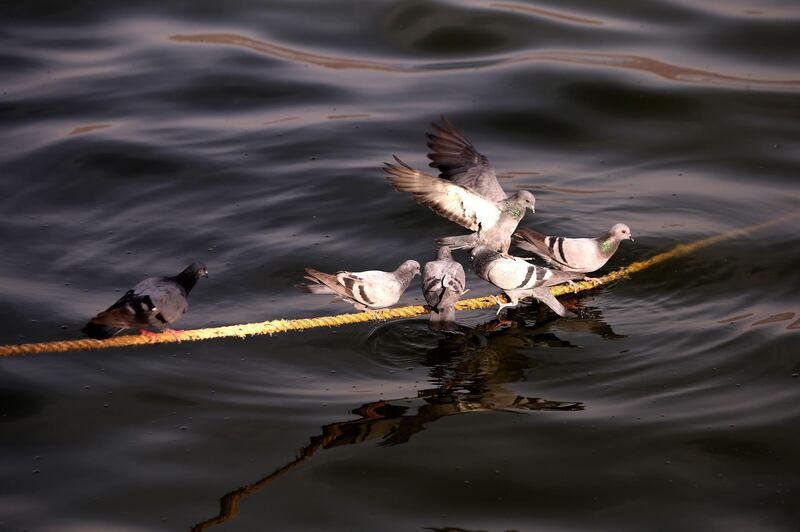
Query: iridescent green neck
xmin=599 ymin=237 xmax=616 ymax=254
xmin=506 ymin=206 xmax=523 ymax=219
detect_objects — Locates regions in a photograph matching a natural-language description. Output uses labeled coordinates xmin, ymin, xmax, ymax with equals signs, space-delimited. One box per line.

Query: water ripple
xmin=169 ymin=32 xmax=800 ymax=90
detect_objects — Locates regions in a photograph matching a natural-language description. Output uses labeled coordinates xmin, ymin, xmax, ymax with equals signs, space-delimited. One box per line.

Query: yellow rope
xmin=0 ymin=213 xmax=795 ymax=357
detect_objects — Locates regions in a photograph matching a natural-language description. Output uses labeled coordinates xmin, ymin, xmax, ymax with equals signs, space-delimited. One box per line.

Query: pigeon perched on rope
xmin=82 ymin=262 xmax=208 ymax=339
xmin=514 ymin=223 xmax=633 ymax=273
xmin=299 ymin=260 xmax=420 ymax=313
xmin=422 ymin=246 xmax=467 ymax=332
xmin=470 ymin=246 xmax=582 ymax=317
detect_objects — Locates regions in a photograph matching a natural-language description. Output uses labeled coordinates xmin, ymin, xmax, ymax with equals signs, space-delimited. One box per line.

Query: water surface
xmin=1 ymin=1 xmax=799 ymax=530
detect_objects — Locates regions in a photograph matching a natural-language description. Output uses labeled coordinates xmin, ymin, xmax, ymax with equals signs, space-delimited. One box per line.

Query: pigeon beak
xmin=629 ymin=236 xmax=635 ymax=242
xmin=529 ymin=206 xmax=536 ymax=213
xmin=203 ymin=270 xmax=209 ymax=278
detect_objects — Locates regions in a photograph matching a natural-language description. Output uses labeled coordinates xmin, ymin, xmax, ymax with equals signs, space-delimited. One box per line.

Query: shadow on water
xmin=189 ymin=305 xmax=626 ymax=531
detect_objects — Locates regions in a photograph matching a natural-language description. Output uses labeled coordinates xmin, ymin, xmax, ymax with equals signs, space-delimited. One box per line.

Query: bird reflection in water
xmin=191 ymin=303 xmax=622 ymax=531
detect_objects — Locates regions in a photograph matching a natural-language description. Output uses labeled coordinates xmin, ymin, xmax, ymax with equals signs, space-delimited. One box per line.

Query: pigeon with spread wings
xmin=426 ymin=115 xmax=508 ymax=203
xmin=383 ymin=156 xmax=534 ymax=254
xmin=82 ymin=262 xmax=208 ymax=339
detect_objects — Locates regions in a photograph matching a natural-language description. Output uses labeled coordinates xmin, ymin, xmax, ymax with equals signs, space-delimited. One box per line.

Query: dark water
xmin=2 ymin=1 xmax=799 ymax=530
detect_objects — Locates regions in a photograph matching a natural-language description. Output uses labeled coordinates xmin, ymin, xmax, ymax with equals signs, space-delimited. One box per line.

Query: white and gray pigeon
xmin=422 ymin=246 xmax=467 ymax=332
xmin=82 ymin=262 xmax=208 ymax=339
xmin=299 ymin=260 xmax=420 ymax=312
xmin=470 ymin=246 xmax=582 ymax=317
xmin=383 ymin=156 xmax=535 ymax=254
xmin=514 ymin=223 xmax=633 ymax=273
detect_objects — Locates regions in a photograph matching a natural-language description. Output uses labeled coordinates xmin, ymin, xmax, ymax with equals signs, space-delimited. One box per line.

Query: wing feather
xmin=426 ymin=116 xmax=507 ymax=203
xmin=384 ymin=156 xmax=501 ymax=231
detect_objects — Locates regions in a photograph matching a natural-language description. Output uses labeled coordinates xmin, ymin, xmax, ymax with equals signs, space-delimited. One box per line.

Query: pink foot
xmin=139 ymin=328 xmax=183 ymax=341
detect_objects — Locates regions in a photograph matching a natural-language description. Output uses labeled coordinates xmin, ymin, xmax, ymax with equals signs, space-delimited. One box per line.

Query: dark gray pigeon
xmin=426 ymin=116 xmax=508 ymax=203
xmin=299 ymin=260 xmax=420 ymax=312
xmin=422 ymin=246 xmax=467 ymax=332
xmin=470 ymin=246 xmax=582 ymax=317
xmin=82 ymin=262 xmax=208 ymax=339
xmin=384 ymin=156 xmax=535 ymax=254
xmin=514 ymin=223 xmax=633 ymax=273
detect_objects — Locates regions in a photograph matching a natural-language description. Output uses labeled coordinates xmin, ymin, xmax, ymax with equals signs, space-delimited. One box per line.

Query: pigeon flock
xmin=299 ymin=117 xmax=633 ymax=332
xmin=82 ymin=118 xmax=633 ymax=339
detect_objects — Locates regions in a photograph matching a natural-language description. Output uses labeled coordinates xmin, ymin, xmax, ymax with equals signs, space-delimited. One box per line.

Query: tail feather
xmin=514 ymin=228 xmax=548 ymax=254
xmin=82 ymin=321 xmax=125 ymax=339
xmin=530 ymin=288 xmax=576 ymax=318
xmin=294 ymin=283 xmax=335 ymax=294
xmin=428 ymin=306 xmax=457 ymax=332
xmin=435 ymin=234 xmax=478 ymax=250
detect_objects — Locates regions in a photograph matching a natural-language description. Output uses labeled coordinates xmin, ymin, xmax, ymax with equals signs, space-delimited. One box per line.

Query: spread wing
xmin=384 ymin=156 xmax=501 ymax=232
xmin=89 ymin=277 xmax=187 ymax=329
xmin=426 ymin=116 xmax=507 ymax=203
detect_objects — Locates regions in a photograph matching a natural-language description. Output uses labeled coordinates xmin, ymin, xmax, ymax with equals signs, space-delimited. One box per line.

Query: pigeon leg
xmin=532 ymin=287 xmax=576 ymax=318
xmin=363 ymin=307 xmax=383 ymax=320
xmin=495 ymin=292 xmax=519 ymax=315
xmin=566 ymin=280 xmax=579 ymax=293
xmin=139 ymin=328 xmax=182 ymax=341
xmin=163 ymin=328 xmax=183 ymax=342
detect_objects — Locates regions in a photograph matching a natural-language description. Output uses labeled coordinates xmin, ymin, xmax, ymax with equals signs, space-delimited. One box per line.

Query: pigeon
xmin=470 ymin=246 xmax=582 ymax=317
xmin=383 ymin=156 xmax=535 ymax=254
xmin=82 ymin=262 xmax=208 ymax=339
xmin=299 ymin=260 xmax=420 ymax=312
xmin=422 ymin=246 xmax=467 ymax=332
xmin=426 ymin=116 xmax=508 ymax=202
xmin=514 ymin=223 xmax=633 ymax=273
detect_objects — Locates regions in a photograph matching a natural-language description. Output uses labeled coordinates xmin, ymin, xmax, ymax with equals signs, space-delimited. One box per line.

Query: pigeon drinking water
xmin=470 ymin=246 xmax=582 ymax=317
xmin=299 ymin=260 xmax=420 ymax=312
xmin=514 ymin=223 xmax=633 ymax=273
xmin=422 ymin=246 xmax=467 ymax=332
xmin=82 ymin=262 xmax=208 ymax=339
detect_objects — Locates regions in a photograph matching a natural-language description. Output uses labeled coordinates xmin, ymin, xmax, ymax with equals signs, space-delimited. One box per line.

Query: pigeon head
xmin=402 ymin=259 xmax=421 ymax=277
xmin=469 ymin=245 xmax=496 ymax=263
xmin=609 ymin=223 xmax=633 ymax=242
xmin=184 ymin=262 xmax=209 ymax=278
xmin=469 ymin=245 xmax=498 ymax=277
xmin=436 ymin=246 xmax=453 ymax=260
xmin=510 ymin=190 xmax=536 ymax=213
xmin=174 ymin=262 xmax=208 ymax=293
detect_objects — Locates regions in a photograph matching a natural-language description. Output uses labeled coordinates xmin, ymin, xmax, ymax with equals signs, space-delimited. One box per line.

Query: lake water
xmin=1 ymin=1 xmax=799 ymax=530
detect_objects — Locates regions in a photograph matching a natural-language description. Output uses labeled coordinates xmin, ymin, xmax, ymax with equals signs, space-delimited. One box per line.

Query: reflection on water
xmin=67 ymin=124 xmax=112 ymax=136
xmin=489 ymin=2 xmax=606 ymax=26
xmin=719 ymin=310 xmax=800 ymax=330
xmin=190 ymin=309 xmax=610 ymax=530
xmin=169 ymin=33 xmax=800 ymax=90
